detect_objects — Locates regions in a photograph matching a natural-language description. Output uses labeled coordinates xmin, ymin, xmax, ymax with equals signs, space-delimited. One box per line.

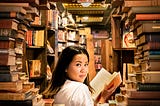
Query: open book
xmin=90 ymin=67 xmax=122 ymax=100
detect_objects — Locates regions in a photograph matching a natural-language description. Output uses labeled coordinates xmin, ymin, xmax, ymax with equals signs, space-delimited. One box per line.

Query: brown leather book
xmin=123 ymin=0 xmax=160 ymax=7
xmin=0 ymin=80 xmax=22 ymax=92
xmin=0 ymin=11 xmax=25 ymax=21
xmin=0 ymin=49 xmax=16 ymax=65
xmin=0 ymin=29 xmax=17 ymax=38
xmin=0 ymin=36 xmax=15 ymax=49
xmin=128 ymin=6 xmax=160 ymax=20
xmin=0 ymin=6 xmax=26 ymax=15
xmin=127 ymin=99 xmax=160 ymax=106
xmin=141 ymin=60 xmax=160 ymax=71
xmin=137 ymin=22 xmax=160 ymax=36
xmin=0 ymin=0 xmax=39 ymax=7
xmin=0 ymin=19 xmax=19 ymax=30
xmin=143 ymin=42 xmax=160 ymax=51
xmin=126 ymin=89 xmax=160 ymax=99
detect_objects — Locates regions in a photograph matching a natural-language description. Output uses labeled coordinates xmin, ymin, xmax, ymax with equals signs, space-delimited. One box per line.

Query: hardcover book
xmin=0 ymin=11 xmax=25 ymax=21
xmin=0 ymin=49 xmax=16 ymax=65
xmin=0 ymin=28 xmax=17 ymax=38
xmin=137 ymin=83 xmax=160 ymax=91
xmin=126 ymin=89 xmax=160 ymax=99
xmin=0 ymin=36 xmax=15 ymax=49
xmin=90 ymin=67 xmax=122 ymax=100
xmin=0 ymin=19 xmax=19 ymax=30
xmin=0 ymin=71 xmax=19 ymax=82
xmin=0 ymin=80 xmax=22 ymax=92
xmin=0 ymin=6 xmax=26 ymax=15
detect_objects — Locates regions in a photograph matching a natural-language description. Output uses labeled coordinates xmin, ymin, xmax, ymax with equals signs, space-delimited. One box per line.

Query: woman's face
xmin=66 ymin=54 xmax=89 ymax=82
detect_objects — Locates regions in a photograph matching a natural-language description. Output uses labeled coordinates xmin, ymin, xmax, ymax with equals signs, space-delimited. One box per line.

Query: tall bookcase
xmin=110 ymin=0 xmax=160 ymax=105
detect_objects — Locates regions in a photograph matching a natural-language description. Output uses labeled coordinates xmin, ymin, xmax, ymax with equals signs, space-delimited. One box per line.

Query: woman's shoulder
xmin=64 ymin=79 xmax=88 ymax=89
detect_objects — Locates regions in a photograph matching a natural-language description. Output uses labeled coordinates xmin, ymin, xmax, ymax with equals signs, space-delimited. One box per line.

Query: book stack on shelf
xmin=114 ymin=1 xmax=160 ymax=105
xmin=0 ymin=1 xmax=45 ymax=106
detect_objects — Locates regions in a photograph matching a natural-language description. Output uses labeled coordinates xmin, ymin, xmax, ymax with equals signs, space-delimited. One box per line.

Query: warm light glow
xmin=81 ymin=2 xmax=91 ymax=7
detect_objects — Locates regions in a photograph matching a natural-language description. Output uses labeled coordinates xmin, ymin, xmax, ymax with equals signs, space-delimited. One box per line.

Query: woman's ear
xmin=65 ymin=69 xmax=67 ymax=72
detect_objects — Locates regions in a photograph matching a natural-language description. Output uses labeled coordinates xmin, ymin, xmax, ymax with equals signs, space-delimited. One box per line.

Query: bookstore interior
xmin=0 ymin=0 xmax=160 ymax=106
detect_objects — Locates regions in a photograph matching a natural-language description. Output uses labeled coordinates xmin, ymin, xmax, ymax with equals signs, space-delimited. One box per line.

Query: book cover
xmin=43 ymin=99 xmax=54 ymax=106
xmin=0 ymin=5 xmax=27 ymax=15
xmin=0 ymin=71 xmax=19 ymax=82
xmin=28 ymin=60 xmax=41 ymax=78
xmin=0 ymin=19 xmax=19 ymax=30
xmin=0 ymin=49 xmax=16 ymax=65
xmin=0 ymin=36 xmax=15 ymax=49
xmin=127 ymin=99 xmax=160 ymax=106
xmin=0 ymin=65 xmax=16 ymax=72
xmin=0 ymin=28 xmax=17 ymax=38
xmin=135 ymin=14 xmax=160 ymax=21
xmin=126 ymin=89 xmax=160 ymax=99
xmin=0 ymin=11 xmax=25 ymax=21
xmin=0 ymin=80 xmax=22 ymax=92
xmin=0 ymin=88 xmax=37 ymax=101
xmin=143 ymin=42 xmax=160 ymax=51
xmin=137 ymin=83 xmax=160 ymax=91
xmin=90 ymin=67 xmax=122 ymax=100
xmin=137 ymin=23 xmax=160 ymax=36
xmin=138 ymin=33 xmax=160 ymax=46
xmin=141 ymin=71 xmax=160 ymax=83
xmin=0 ymin=0 xmax=39 ymax=7
xmin=141 ymin=60 xmax=160 ymax=71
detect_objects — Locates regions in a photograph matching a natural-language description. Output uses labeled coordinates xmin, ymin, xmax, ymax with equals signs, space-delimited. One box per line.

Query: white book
xmin=90 ymin=67 xmax=122 ymax=100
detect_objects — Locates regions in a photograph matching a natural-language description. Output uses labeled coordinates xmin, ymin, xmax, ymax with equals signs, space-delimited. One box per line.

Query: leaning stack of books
xmin=0 ymin=1 xmax=45 ymax=106
xmin=114 ymin=0 xmax=160 ymax=105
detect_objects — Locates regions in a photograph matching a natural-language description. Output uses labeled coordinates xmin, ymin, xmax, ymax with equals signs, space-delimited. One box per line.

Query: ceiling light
xmin=81 ymin=2 xmax=91 ymax=7
xmin=77 ymin=0 xmax=94 ymax=7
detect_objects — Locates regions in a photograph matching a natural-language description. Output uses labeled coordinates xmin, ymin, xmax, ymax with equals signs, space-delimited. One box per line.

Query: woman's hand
xmin=97 ymin=82 xmax=116 ymax=103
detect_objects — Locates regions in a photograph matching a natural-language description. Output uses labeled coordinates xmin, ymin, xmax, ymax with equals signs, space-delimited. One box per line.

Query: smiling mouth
xmin=79 ymin=74 xmax=86 ymax=78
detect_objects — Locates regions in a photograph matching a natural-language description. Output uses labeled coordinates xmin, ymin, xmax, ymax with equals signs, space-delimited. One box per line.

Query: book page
xmin=90 ymin=67 xmax=122 ymax=100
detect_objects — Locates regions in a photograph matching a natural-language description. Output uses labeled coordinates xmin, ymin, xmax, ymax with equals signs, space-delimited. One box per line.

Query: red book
xmin=135 ymin=14 xmax=160 ymax=21
xmin=0 ymin=19 xmax=19 ymax=30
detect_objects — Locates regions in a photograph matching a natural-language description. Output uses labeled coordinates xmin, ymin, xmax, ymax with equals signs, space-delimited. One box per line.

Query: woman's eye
xmin=84 ymin=64 xmax=88 ymax=67
xmin=76 ymin=63 xmax=81 ymax=66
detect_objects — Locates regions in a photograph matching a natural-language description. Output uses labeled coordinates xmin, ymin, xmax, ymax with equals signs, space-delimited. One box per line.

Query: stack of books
xmin=0 ymin=1 xmax=45 ymax=106
xmin=113 ymin=0 xmax=160 ymax=105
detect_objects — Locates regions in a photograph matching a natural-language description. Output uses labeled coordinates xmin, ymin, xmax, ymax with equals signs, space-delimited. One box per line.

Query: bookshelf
xmin=0 ymin=1 xmax=47 ymax=106
xmin=110 ymin=0 xmax=160 ymax=105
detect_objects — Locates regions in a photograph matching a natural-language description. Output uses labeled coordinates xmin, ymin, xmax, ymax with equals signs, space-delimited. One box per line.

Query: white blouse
xmin=54 ymin=79 xmax=94 ymax=106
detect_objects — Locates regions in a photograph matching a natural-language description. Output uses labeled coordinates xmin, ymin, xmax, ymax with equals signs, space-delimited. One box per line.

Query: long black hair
xmin=42 ymin=46 xmax=93 ymax=98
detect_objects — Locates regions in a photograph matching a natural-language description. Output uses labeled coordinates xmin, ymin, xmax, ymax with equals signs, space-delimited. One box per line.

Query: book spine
xmin=0 ymin=19 xmax=18 ymax=30
xmin=127 ymin=90 xmax=160 ymax=99
xmin=124 ymin=0 xmax=160 ymax=7
xmin=0 ymin=12 xmax=24 ymax=21
xmin=0 ymin=72 xmax=19 ymax=82
xmin=142 ymin=71 xmax=160 ymax=83
xmin=0 ymin=100 xmax=32 ymax=106
xmin=0 ymin=36 xmax=15 ymax=49
xmin=143 ymin=42 xmax=160 ymax=51
xmin=136 ymin=14 xmax=160 ymax=21
xmin=137 ymin=23 xmax=160 ymax=36
xmin=0 ymin=29 xmax=17 ymax=38
xmin=137 ymin=83 xmax=160 ymax=91
xmin=0 ymin=80 xmax=22 ymax=92
xmin=148 ymin=51 xmax=160 ymax=55
xmin=127 ymin=99 xmax=160 ymax=106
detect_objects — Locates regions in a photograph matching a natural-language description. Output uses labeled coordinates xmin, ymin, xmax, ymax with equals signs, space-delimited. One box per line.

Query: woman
xmin=42 ymin=46 xmax=115 ymax=106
